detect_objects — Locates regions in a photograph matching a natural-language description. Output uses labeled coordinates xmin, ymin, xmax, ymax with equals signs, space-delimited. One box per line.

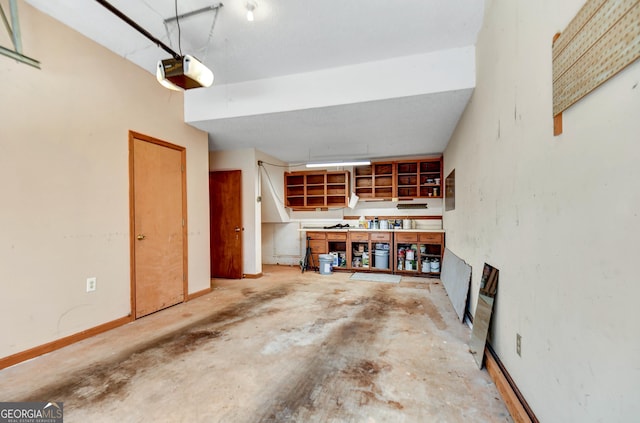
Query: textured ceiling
xmin=193 ymin=89 xmax=474 ymax=163
xmin=25 ymin=0 xmax=485 ymax=163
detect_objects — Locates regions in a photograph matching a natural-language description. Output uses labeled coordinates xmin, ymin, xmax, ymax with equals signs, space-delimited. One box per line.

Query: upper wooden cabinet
xmin=355 ymin=157 xmax=443 ymax=200
xmin=285 ymin=170 xmax=350 ymax=209
xmin=354 ymin=162 xmax=394 ymax=200
xmin=417 ymin=158 xmax=443 ymax=198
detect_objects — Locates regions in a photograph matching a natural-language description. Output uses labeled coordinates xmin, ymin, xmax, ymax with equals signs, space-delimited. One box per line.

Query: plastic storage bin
xmin=373 ymin=250 xmax=389 ymax=269
xmin=319 ymin=254 xmax=333 ymax=275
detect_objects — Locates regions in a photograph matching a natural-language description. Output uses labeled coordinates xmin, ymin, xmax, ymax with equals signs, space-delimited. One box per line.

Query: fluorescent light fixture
xmin=306 ymin=161 xmax=371 ymax=168
xmin=246 ymin=2 xmax=256 ymax=21
xmin=156 ymin=54 xmax=214 ymax=90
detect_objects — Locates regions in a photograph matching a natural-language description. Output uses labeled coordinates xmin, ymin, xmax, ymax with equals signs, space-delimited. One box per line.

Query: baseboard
xmin=0 ymin=315 xmax=132 ymax=370
xmin=485 ymin=345 xmax=538 ymax=423
xmin=243 ymin=272 xmax=263 ymax=279
xmin=187 ymin=287 xmax=211 ymax=301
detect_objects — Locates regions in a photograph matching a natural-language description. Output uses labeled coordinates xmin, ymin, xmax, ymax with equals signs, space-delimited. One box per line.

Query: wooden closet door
xmin=131 ymin=133 xmax=186 ymax=318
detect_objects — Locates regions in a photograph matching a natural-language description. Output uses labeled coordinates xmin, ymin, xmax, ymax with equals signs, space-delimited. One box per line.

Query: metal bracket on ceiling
xmin=164 ymin=3 xmax=224 ymax=25
xmin=0 ymin=0 xmax=40 ymax=68
xmin=163 ymin=3 xmax=224 ymax=61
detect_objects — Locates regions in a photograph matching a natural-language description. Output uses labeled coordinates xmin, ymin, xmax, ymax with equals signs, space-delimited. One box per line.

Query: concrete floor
xmin=0 ymin=265 xmax=511 ymax=422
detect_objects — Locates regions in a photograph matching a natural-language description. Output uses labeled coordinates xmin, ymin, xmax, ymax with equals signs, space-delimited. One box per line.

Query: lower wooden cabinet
xmin=327 ymin=232 xmax=348 ymax=270
xmin=346 ymin=232 xmax=392 ymax=272
xmin=304 ymin=230 xmax=444 ymax=276
xmin=395 ymin=232 xmax=444 ymax=277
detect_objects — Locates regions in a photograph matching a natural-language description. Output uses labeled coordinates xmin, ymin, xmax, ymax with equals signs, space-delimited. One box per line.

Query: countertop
xmin=299 ymin=228 xmax=445 ymax=233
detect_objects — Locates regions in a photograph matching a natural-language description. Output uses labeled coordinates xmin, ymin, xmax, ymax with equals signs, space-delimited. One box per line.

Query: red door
xmin=209 ymin=170 xmax=243 ymax=278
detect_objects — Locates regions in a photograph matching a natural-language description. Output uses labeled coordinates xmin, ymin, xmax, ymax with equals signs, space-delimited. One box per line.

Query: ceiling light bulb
xmin=246 ymin=2 xmax=256 ymax=21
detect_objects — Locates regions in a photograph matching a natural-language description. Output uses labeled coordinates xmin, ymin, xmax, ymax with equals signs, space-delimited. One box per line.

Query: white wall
xmin=0 ymin=3 xmax=210 ymax=360
xmin=444 ymin=1 xmax=640 ymax=421
xmin=258 ymin=152 xmax=290 ymax=224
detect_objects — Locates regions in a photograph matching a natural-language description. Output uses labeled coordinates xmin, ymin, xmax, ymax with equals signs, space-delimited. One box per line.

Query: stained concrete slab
xmin=0 ymin=265 xmax=512 ymax=422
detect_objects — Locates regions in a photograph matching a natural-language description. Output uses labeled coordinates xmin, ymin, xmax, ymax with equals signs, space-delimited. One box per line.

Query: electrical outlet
xmin=86 ymin=277 xmax=97 ymax=292
xmin=516 ymin=333 xmax=522 ymax=357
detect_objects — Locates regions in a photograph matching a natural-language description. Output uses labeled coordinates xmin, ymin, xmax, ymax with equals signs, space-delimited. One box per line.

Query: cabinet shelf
xmin=354 ymin=162 xmax=396 ymax=200
xmin=285 ymin=170 xmax=350 ymax=209
xmin=355 ymin=157 xmax=442 ymax=200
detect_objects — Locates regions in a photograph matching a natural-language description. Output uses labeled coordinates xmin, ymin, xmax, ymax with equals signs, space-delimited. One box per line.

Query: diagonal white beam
xmin=185 ymin=46 xmax=475 ymax=123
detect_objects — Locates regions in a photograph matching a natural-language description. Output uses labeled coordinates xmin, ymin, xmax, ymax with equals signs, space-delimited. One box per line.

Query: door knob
xmin=234 ymin=227 xmax=241 ymax=232
xmin=137 ymin=234 xmax=146 ymax=240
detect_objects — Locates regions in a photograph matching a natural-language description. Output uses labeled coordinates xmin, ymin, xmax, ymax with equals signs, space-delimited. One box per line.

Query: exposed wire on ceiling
xmin=202 ymin=5 xmax=222 ymax=61
xmin=174 ymin=0 xmax=182 ymax=57
xmin=258 ymin=162 xmax=285 ymax=207
xmin=163 ymin=3 xmax=223 ymax=61
xmin=258 ymin=160 xmax=305 ymax=168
